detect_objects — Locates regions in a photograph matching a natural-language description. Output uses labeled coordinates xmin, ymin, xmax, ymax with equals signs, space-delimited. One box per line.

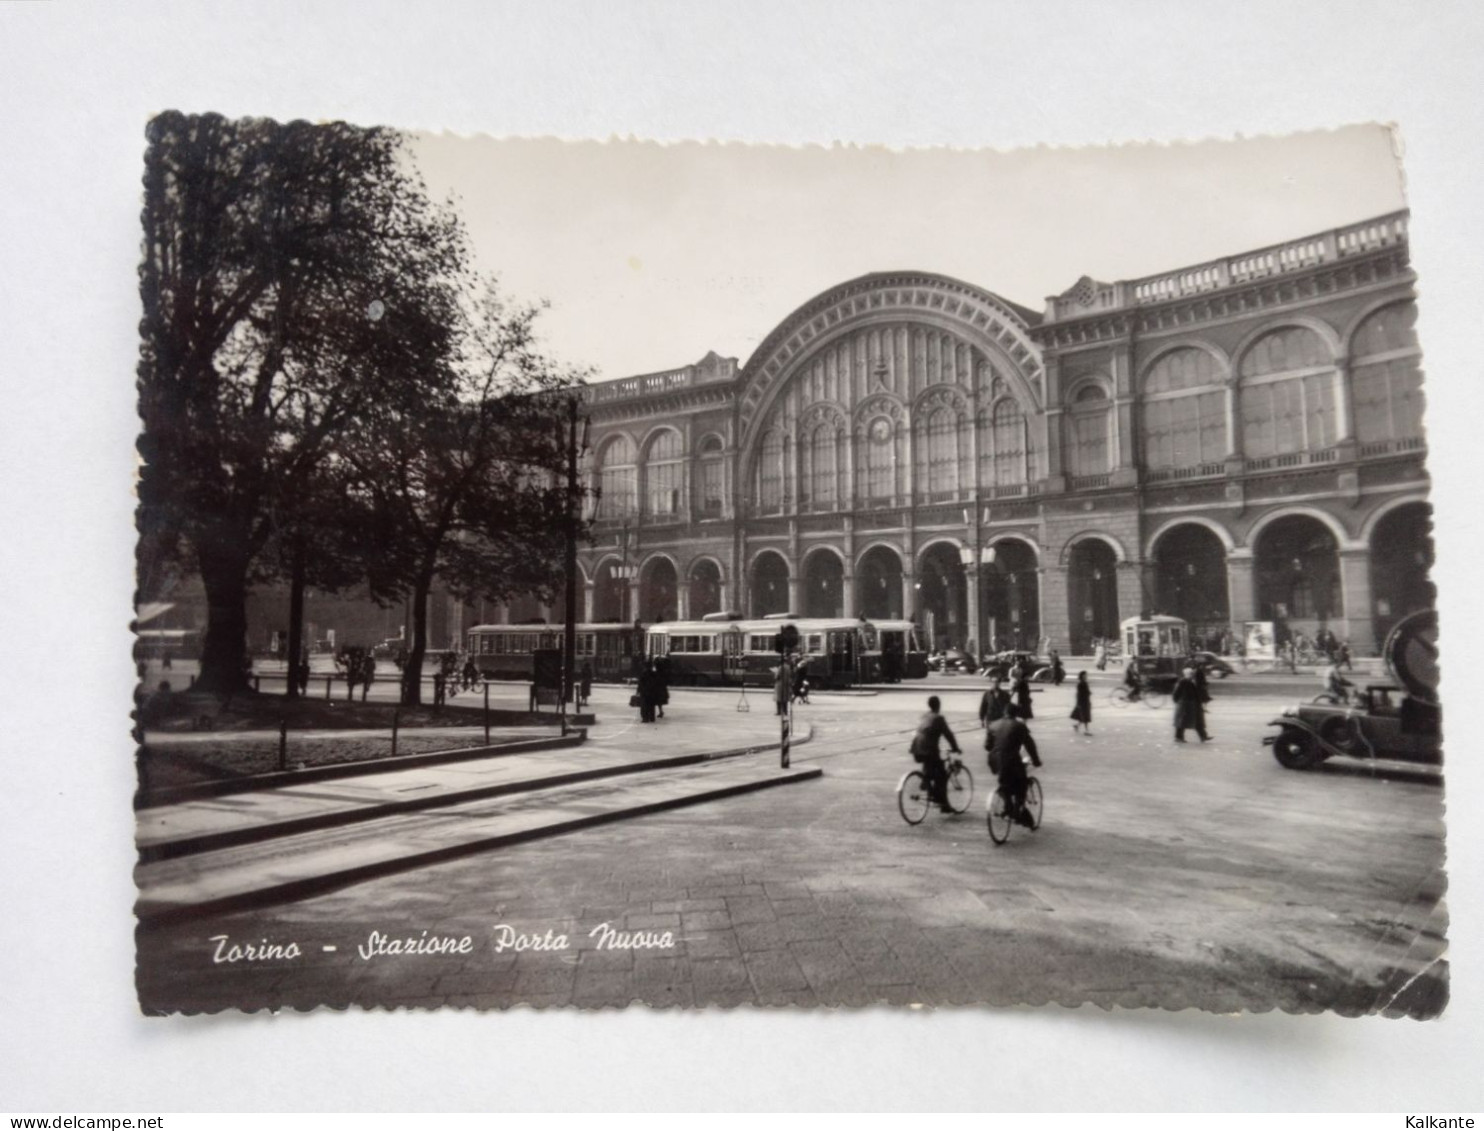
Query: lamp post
xmin=562 ymin=393 xmax=591 ymax=710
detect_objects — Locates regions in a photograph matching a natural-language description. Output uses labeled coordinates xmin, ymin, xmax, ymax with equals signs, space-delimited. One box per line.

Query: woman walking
xmin=1013 ymin=672 xmax=1034 ymax=719
xmin=1070 ymin=670 xmax=1093 ymax=736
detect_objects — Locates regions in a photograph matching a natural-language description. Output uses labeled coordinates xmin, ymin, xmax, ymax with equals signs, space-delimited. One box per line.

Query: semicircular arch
xmin=1145 ymin=516 xmax=1236 ymax=560
xmin=1059 ymin=530 xmax=1128 ymax=566
xmin=1232 ymin=316 xmax=1342 ymax=374
xmin=1244 ymin=505 xmax=1356 ymax=551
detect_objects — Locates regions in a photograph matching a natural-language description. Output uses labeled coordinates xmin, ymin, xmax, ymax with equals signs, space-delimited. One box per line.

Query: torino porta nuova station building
xmin=495 ymin=210 xmax=1432 ymax=657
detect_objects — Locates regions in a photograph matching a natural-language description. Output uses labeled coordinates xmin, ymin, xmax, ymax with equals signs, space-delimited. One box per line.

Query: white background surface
xmin=2 ymin=0 xmax=1481 ymax=1112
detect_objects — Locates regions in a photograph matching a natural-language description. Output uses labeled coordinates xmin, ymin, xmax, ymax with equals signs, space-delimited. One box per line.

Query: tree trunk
xmin=285 ymin=540 xmax=306 ymax=700
xmin=196 ymin=543 xmax=252 ymax=694
xmin=401 ymin=574 xmax=434 ymax=705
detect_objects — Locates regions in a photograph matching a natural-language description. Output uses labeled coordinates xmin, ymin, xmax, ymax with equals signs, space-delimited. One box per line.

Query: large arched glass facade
xmin=1352 ymin=302 xmax=1424 ymax=446
xmin=1066 ymin=384 xmax=1112 ymax=479
xmin=1142 ymin=348 xmax=1227 ymax=473
xmin=595 ymin=435 xmax=637 ymax=518
xmin=643 ymin=429 xmax=685 ymax=519
xmin=1239 ymin=327 xmax=1338 ymax=459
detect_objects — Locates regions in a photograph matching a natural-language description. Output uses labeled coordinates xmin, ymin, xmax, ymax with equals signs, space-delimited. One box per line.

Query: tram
xmin=466 ymin=622 xmax=641 ymax=682
xmin=871 ymin=619 xmax=928 ymax=681
xmin=1119 ymin=614 xmax=1191 ymax=690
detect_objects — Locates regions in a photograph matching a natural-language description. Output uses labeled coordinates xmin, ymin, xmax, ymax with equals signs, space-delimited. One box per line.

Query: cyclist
xmin=1122 ymin=656 xmax=1144 ymax=702
xmin=1320 ymin=661 xmax=1355 ymax=704
xmin=911 ymin=695 xmax=962 ymax=813
xmin=987 ymin=702 xmax=1043 ymax=828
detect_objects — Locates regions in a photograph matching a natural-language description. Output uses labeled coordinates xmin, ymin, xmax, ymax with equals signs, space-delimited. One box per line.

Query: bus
xmin=466 ymin=622 xmax=642 ymax=682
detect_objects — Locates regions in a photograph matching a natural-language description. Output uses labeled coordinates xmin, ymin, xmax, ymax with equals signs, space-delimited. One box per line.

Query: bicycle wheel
xmin=897 ymin=770 xmax=931 ymax=826
xmin=1108 ymin=686 xmax=1132 ymax=708
xmin=1143 ymin=689 xmax=1168 ymax=709
xmin=986 ymin=788 xmax=1013 ymax=844
xmin=945 ymin=764 xmax=974 ymax=814
xmin=1024 ymin=777 xmax=1043 ymax=831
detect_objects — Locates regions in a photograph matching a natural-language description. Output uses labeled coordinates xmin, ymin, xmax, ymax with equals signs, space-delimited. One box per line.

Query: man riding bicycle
xmin=911 ymin=695 xmax=962 ymax=813
xmin=1321 ymin=661 xmax=1355 ymax=704
xmin=986 ymin=702 xmax=1043 ymax=828
xmin=1123 ymin=657 xmax=1145 ymax=702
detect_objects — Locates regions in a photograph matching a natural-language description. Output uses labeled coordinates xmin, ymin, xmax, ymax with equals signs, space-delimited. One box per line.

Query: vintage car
xmin=1190 ymin=651 xmax=1236 ymax=679
xmin=979 ymin=650 xmax=1046 ymax=681
xmin=1263 ymin=610 xmax=1441 ymax=770
xmin=927 ymin=648 xmax=978 ymax=675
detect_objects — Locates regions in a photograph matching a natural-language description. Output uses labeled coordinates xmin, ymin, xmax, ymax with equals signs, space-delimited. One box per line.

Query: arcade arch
xmin=749 ymin=550 xmax=791 ymax=618
xmin=1150 ymin=523 xmax=1230 ymax=650
xmin=687 ymin=558 xmax=725 ymax=620
xmin=1369 ymin=501 xmax=1434 ymax=646
xmin=1252 ymin=514 xmax=1341 ymax=645
xmin=916 ymin=542 xmax=968 ymax=651
xmin=802 ymin=547 xmax=846 ymax=619
xmin=982 ymin=538 xmax=1039 ymax=652
xmin=638 ymin=555 xmax=678 ymax=623
xmin=856 ymin=545 xmax=905 ymax=620
xmin=1066 ymin=537 xmax=1120 ymax=654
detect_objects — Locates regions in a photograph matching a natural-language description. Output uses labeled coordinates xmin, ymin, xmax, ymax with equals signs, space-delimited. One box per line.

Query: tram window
xmin=749 ymin=634 xmax=774 ymax=652
xmin=806 ymin=634 xmax=822 ymax=654
xmin=1138 ymin=630 xmax=1156 ymax=656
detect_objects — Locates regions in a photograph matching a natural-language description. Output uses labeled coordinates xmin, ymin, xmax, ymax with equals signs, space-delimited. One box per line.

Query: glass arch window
xmin=1066 ymin=384 xmax=1112 ymax=477
xmin=755 ymin=429 xmax=786 ymax=514
xmin=1351 ymin=302 xmax=1424 ymax=444
xmin=1141 ymin=348 xmax=1227 ymax=471
xmin=991 ymin=399 xmax=1026 ymax=487
xmin=862 ymin=417 xmax=895 ymax=503
xmin=1239 ymin=327 xmax=1338 ymax=459
xmin=595 ymin=434 xmax=637 ymax=518
xmin=643 ymin=429 xmax=685 ymax=518
xmin=925 ymin=408 xmax=959 ymax=497
xmin=696 ymin=435 xmax=725 ymax=518
xmin=802 ymin=423 xmax=839 ymax=511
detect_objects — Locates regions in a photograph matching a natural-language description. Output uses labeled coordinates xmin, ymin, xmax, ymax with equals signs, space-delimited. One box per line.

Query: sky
xmin=409 ymin=125 xmax=1406 ymax=380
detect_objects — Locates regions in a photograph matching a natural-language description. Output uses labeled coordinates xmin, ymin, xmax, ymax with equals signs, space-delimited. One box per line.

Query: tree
xmin=344 ymin=280 xmax=591 ymax=705
xmin=137 ymin=112 xmax=466 ymax=692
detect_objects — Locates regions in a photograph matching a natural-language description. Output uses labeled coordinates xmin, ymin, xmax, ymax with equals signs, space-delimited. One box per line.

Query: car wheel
xmin=1273 ymin=729 xmax=1323 ymax=770
xmin=1317 ymin=715 xmax=1363 ymax=754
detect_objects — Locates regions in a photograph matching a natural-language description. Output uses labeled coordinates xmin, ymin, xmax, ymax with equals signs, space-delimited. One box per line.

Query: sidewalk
xmin=135 ymin=706 xmax=818 ymax=924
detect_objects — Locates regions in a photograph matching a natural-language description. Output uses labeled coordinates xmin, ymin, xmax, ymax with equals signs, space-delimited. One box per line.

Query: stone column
xmin=1040 ymin=564 xmax=1069 ymax=655
xmin=1115 ymin=559 xmax=1148 ymax=624
xmin=582 ymin=582 xmax=595 ymax=625
xmin=901 ymin=569 xmax=915 ymax=624
xmin=1226 ymin=552 xmax=1255 ymax=643
xmin=1338 ymin=548 xmax=1377 ymax=656
xmin=676 ymin=580 xmax=691 ymax=622
xmin=787 ymin=575 xmax=801 ymax=616
xmin=626 ymin=580 xmax=641 ymax=625
xmin=842 ymin=571 xmax=856 ymax=619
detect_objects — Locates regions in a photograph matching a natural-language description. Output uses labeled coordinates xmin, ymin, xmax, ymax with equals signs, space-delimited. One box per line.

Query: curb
xmin=136 ymin=765 xmax=823 ymax=927
xmin=138 ymin=723 xmax=815 ymax=863
xmin=135 ymin=730 xmax=588 ymax=810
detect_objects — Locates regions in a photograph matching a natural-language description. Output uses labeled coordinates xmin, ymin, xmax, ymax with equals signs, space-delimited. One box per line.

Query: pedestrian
xmin=639 ymin=661 xmax=660 ymax=722
xmin=912 ymin=695 xmax=962 ymax=812
xmin=1094 ymin=639 xmax=1107 ymax=671
xmin=986 ymin=702 xmax=1042 ymax=828
xmin=773 ymin=660 xmax=791 ymax=718
xmin=1013 ymin=671 xmax=1034 ymax=719
xmin=792 ymin=662 xmax=811 ymax=705
xmin=1172 ymin=664 xmax=1211 ymax=743
xmin=979 ymin=676 xmax=1010 ymax=727
xmin=462 ymin=656 xmax=478 ymax=692
xmin=1050 ymin=649 xmax=1065 ymax=686
xmin=1338 ymin=640 xmax=1352 ymax=672
xmin=433 ymin=667 xmax=447 ymax=706
xmin=655 ymin=656 xmax=670 ymax=719
xmin=361 ymin=655 xmax=376 ymax=702
xmin=578 ymin=660 xmax=593 ymax=709
xmin=344 ymin=654 xmax=359 ymax=702
xmin=1071 ymin=671 xmax=1093 ymax=736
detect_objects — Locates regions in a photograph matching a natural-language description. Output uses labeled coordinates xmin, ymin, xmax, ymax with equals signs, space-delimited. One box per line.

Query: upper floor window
xmin=1239 ymin=326 xmax=1338 ymax=458
xmin=924 ymin=408 xmax=959 ymax=496
xmin=1141 ymin=348 xmax=1227 ymax=470
xmin=1351 ymin=301 xmax=1424 ymax=444
xmin=802 ymin=423 xmax=839 ymax=511
xmin=696 ymin=435 xmax=725 ymax=518
xmin=594 ymin=434 xmax=637 ymax=518
xmin=991 ymin=398 xmax=1026 ymax=486
xmin=643 ymin=429 xmax=684 ymax=518
xmin=1066 ymin=384 xmax=1112 ymax=478
xmin=862 ymin=416 xmax=895 ymax=502
xmin=755 ymin=429 xmax=787 ymax=514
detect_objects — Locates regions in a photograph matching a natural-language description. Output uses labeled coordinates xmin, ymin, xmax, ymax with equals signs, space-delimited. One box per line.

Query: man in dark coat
xmin=987 ymin=703 xmax=1042 ymax=827
xmin=638 ymin=662 xmax=659 ymax=722
xmin=1050 ymin=650 xmax=1065 ymax=686
xmin=1013 ymin=673 xmax=1034 ymax=719
xmin=979 ymin=676 xmax=1011 ymax=728
xmin=912 ymin=695 xmax=962 ymax=811
xmin=1172 ymin=665 xmax=1211 ymax=743
xmin=773 ymin=661 xmax=791 ymax=717
xmin=1070 ymin=671 xmax=1093 ymax=736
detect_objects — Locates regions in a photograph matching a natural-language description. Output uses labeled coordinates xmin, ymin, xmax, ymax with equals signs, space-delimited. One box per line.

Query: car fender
xmin=1263 ymin=716 xmax=1354 ymax=760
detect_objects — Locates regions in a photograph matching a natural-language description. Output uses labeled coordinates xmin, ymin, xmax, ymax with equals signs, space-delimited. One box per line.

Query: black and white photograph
xmin=131 ymin=121 xmax=1445 ymax=1017
xmin=7 ymin=1 xmax=1484 ymax=1115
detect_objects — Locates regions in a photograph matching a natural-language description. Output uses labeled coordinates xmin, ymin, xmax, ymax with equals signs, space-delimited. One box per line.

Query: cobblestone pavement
xmin=137 ymin=682 xmax=1448 ymax=1016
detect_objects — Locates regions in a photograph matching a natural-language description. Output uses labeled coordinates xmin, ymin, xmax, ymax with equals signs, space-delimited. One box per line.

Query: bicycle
xmin=1108 ymin=684 xmax=1167 ymax=709
xmin=987 ymin=768 xmax=1044 ymax=845
xmin=897 ymin=752 xmax=974 ymax=825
